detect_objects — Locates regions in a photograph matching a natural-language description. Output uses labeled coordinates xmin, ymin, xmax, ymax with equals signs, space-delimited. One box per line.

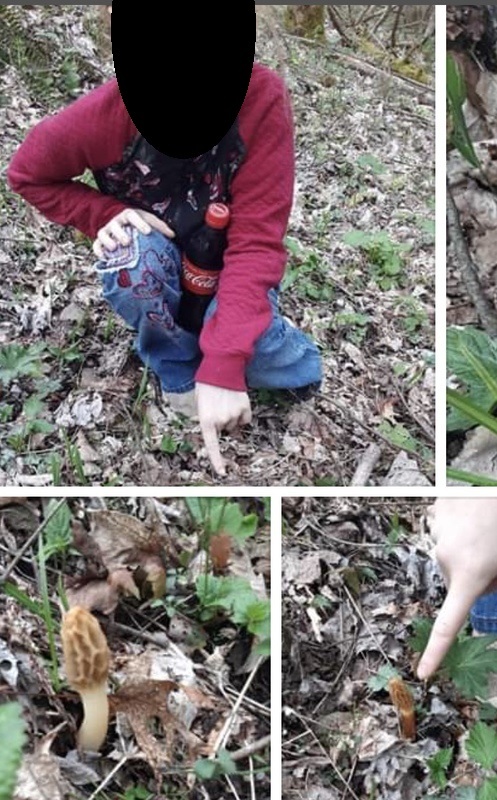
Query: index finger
xmin=417 ymin=582 xmax=478 ymax=680
xmin=201 ymin=421 xmax=226 ymax=476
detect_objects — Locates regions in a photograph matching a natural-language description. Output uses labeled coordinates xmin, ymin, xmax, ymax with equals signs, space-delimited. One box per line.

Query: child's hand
xmin=417 ymin=498 xmax=497 ymax=681
xmin=93 ymin=208 xmax=175 ymax=258
xmin=195 ymin=383 xmax=252 ymax=476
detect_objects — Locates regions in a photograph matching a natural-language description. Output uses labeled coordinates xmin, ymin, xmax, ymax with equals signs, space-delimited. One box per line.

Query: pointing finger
xmin=201 ymin=421 xmax=226 ymax=476
xmin=417 ymin=581 xmax=480 ymax=680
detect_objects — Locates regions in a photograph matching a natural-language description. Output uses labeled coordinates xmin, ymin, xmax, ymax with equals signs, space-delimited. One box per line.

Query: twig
xmin=341 ymin=582 xmax=392 ymax=664
xmin=0 ymin=498 xmax=66 ymax=584
xmin=350 ymin=444 xmax=382 ymax=486
xmin=390 ymin=5 xmax=403 ymax=52
xmin=212 ymin=657 xmax=263 ymax=756
xmin=87 ymin=754 xmax=128 ymax=800
xmin=283 ymin=707 xmax=362 ymax=800
xmin=111 ymin=621 xmax=188 ymax=662
xmin=330 ymin=49 xmax=435 ymax=103
xmin=405 ymin=7 xmax=435 ymax=59
xmin=371 ymin=6 xmax=394 ymax=37
xmin=230 ymin=735 xmax=271 ymax=763
xmin=326 ymin=6 xmax=352 ymax=46
xmin=447 ymin=185 xmax=497 ymax=336
xmin=225 ymin=775 xmax=242 ymax=800
xmin=390 ymin=374 xmax=436 ymax=444
xmin=249 ymin=755 xmax=256 ymax=800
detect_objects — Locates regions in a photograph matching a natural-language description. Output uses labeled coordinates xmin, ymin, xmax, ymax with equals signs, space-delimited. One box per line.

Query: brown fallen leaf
xmin=112 ymin=680 xmax=208 ymax=782
xmin=72 ymin=510 xmax=167 ymax=601
xmin=65 ymin=569 xmax=139 ymax=614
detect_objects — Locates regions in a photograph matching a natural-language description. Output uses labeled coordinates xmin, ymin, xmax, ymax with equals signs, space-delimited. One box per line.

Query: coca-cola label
xmin=181 ymin=256 xmax=220 ymax=296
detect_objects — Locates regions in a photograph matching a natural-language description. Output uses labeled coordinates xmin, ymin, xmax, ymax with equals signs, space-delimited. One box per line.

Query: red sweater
xmin=7 ymin=63 xmax=295 ymax=391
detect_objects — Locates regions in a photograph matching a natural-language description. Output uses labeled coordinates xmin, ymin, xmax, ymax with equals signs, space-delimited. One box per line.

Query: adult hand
xmin=195 ymin=383 xmax=252 ymax=476
xmin=417 ymin=498 xmax=497 ymax=681
xmin=93 ymin=208 xmax=175 ymax=258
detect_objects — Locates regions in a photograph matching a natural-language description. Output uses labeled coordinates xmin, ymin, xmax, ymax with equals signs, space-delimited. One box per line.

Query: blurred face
xmin=111 ymin=2 xmax=256 ymax=159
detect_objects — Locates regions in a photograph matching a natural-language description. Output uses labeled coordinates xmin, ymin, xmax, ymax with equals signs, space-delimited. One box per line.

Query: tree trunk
xmin=284 ymin=6 xmax=325 ymax=42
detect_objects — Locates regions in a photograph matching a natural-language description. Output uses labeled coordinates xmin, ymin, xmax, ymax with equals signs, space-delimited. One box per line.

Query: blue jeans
xmin=94 ymin=228 xmax=323 ymax=393
xmin=471 ymin=593 xmax=497 ymax=634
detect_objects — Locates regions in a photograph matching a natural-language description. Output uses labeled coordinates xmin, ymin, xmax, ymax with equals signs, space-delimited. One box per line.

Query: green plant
xmin=194 ymin=750 xmax=237 ymax=780
xmin=334 ymin=311 xmax=371 ymax=345
xmin=62 ymin=432 xmax=89 ymax=485
xmin=160 ymin=434 xmax=179 ymax=455
xmin=6 ymin=395 xmax=54 ymax=452
xmin=447 ymin=53 xmax=481 ymax=169
xmin=377 ymin=419 xmax=429 ymax=458
xmin=0 ymin=703 xmax=26 ymax=800
xmin=120 ymin=786 xmax=154 ymax=800
xmin=427 ymin=747 xmax=453 ymax=791
xmin=185 ymin=498 xmax=258 ymax=545
xmin=447 ymin=327 xmax=497 ymax=432
xmin=39 ymin=499 xmax=73 ymax=561
xmin=367 ymin=663 xmax=400 ymax=692
xmin=343 ymin=230 xmax=409 ymax=290
xmin=195 ymin=575 xmax=270 ymax=655
xmin=282 ymin=238 xmax=334 ymax=301
xmin=0 ymin=342 xmax=47 ymax=385
xmin=410 ymin=618 xmax=497 ymax=699
xmin=393 ymin=296 xmax=429 ymax=339
xmin=385 ymin=512 xmax=406 ymax=554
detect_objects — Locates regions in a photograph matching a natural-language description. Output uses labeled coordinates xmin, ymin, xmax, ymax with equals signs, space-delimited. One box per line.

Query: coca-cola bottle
xmin=177 ymin=202 xmax=230 ymax=333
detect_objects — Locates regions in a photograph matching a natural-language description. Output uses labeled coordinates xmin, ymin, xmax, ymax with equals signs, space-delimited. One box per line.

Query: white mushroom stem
xmin=77 ymin=683 xmax=109 ymax=752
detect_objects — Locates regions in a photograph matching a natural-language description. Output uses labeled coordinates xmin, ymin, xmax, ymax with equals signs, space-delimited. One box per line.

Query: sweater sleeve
xmin=195 ymin=65 xmax=295 ymax=391
xmin=7 ymin=80 xmax=135 ymax=239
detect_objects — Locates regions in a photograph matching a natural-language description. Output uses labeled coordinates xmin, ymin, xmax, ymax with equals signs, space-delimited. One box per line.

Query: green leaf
xmin=427 ymin=747 xmax=453 ymax=790
xmin=194 ymin=751 xmax=237 ymax=780
xmin=367 ymin=664 xmax=399 ymax=692
xmin=447 ymin=389 xmax=497 ymax=438
xmin=0 ymin=703 xmax=26 ymax=800
xmin=194 ymin=759 xmax=218 ymax=780
xmin=160 ymin=434 xmax=178 ymax=454
xmin=356 ymin=153 xmax=387 ymax=175
xmin=22 ymin=394 xmax=44 ymax=419
xmin=2 ymin=582 xmax=44 ymax=617
xmin=377 ymin=420 xmax=421 ymax=454
xmin=446 ymin=467 xmax=497 ymax=487
xmin=478 ymin=779 xmax=497 ymax=800
xmin=40 ymin=500 xmax=72 ymax=560
xmin=409 ymin=617 xmax=434 ymax=653
xmin=0 ymin=342 xmax=46 ymax=385
xmin=447 ymin=327 xmax=497 ymax=431
xmin=467 ymin=722 xmax=497 ymax=770
xmin=456 ymin=790 xmax=478 ymax=800
xmin=447 ymin=54 xmax=481 ymax=169
xmin=236 ymin=599 xmax=270 ymax=640
xmin=442 ymin=635 xmax=497 ymax=698
xmin=343 ymin=230 xmax=371 ymax=248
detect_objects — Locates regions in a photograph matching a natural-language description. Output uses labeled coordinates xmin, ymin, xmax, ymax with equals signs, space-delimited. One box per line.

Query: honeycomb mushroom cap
xmin=61 ymin=606 xmax=110 ymax=751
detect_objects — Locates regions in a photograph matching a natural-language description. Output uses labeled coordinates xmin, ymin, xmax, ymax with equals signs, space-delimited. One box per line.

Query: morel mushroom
xmin=61 ymin=606 xmax=110 ymax=751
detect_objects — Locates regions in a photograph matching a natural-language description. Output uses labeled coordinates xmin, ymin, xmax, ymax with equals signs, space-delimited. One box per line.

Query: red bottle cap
xmin=205 ymin=203 xmax=230 ymax=229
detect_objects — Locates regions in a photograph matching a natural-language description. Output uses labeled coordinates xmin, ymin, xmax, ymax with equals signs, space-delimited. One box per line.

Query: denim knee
xmin=94 ymin=227 xmax=183 ymax=329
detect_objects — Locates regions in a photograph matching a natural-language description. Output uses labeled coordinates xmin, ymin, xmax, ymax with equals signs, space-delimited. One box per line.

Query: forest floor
xmin=0 ymin=6 xmax=434 ymax=486
xmin=0 ymin=496 xmax=270 ymax=800
xmin=282 ymin=497 xmax=497 ymax=800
